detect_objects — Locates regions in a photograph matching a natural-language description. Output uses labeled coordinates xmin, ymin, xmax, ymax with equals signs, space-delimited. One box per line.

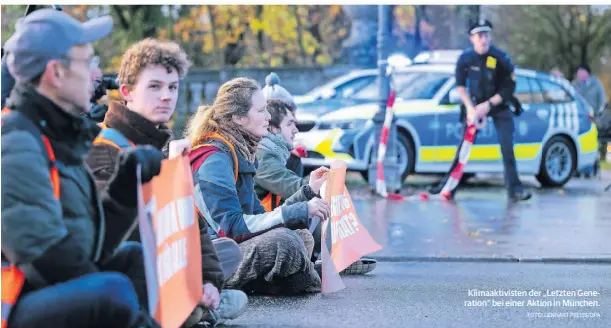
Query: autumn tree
xmin=490 ymin=5 xmax=611 ymax=81
xmin=164 ymin=5 xmax=351 ymax=68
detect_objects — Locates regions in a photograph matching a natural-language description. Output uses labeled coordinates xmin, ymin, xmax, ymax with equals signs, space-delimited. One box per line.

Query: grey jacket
xmin=254 ymin=133 xmax=308 ymax=202
xmin=2 ymin=84 xmax=136 ymax=288
xmin=572 ymin=77 xmax=607 ymax=113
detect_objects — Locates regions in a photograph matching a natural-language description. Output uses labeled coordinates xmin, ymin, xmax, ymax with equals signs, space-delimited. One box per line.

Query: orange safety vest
xmin=261 ymin=192 xmax=282 ymax=212
xmin=1 ymin=107 xmax=60 ymax=328
xmin=92 ymin=123 xmax=135 ymax=150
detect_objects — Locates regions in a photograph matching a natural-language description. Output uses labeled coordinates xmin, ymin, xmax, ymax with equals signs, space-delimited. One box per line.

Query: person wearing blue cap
xmin=1 ymin=9 xmax=164 ymax=328
xmin=429 ymin=18 xmax=532 ymax=201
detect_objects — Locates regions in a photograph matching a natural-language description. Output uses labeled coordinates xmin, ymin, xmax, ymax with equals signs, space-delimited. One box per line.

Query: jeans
xmin=8 ymin=243 xmax=149 ymax=328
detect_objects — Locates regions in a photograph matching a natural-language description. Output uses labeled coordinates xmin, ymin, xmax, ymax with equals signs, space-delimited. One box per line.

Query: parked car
xmin=293 ymin=50 xmax=463 ymax=132
xmin=293 ymin=69 xmax=377 ymax=132
xmin=294 ymin=63 xmax=599 ymax=187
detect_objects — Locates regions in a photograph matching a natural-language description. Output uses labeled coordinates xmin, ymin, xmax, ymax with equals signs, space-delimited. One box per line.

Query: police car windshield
xmin=350 ymin=72 xmax=451 ymax=101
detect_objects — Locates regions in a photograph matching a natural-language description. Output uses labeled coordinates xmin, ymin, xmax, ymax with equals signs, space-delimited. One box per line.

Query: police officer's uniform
xmin=432 ymin=19 xmax=531 ymax=201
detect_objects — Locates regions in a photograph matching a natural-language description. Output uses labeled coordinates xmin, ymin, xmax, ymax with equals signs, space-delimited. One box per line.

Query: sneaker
xmin=509 ymin=190 xmax=532 ymax=202
xmin=314 ymin=260 xmax=322 ymax=279
xmin=313 ymin=258 xmax=377 ymax=277
xmin=340 ymin=258 xmax=377 ymax=275
xmin=181 ymin=306 xmax=204 ymax=328
xmin=201 ymin=289 xmax=248 ymax=326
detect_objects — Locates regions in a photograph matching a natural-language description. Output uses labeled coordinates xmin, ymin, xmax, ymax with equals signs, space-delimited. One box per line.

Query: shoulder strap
xmin=189 ymin=145 xmax=238 ymax=184
xmin=93 ymin=125 xmax=135 ymax=151
xmin=1 ymin=108 xmax=60 ymax=199
xmin=191 ymin=135 xmax=239 ymax=183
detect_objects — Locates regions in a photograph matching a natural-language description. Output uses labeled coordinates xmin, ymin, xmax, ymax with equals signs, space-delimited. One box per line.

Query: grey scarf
xmin=258 ymin=132 xmax=292 ymax=165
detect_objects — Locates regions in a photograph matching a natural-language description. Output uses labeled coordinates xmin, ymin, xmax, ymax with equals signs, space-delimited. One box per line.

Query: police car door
xmin=435 ymin=84 xmax=497 ymax=172
xmin=508 ymin=75 xmax=548 ymax=174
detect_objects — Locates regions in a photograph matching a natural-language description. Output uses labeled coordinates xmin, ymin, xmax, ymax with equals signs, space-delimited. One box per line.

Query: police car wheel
xmin=397 ymin=133 xmax=415 ymax=182
xmin=359 ymin=133 xmax=415 ymax=183
xmin=536 ymin=135 xmax=576 ymax=187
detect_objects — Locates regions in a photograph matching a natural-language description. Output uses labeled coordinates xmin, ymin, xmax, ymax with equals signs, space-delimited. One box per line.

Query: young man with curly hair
xmin=85 ymin=38 xmax=247 ymax=327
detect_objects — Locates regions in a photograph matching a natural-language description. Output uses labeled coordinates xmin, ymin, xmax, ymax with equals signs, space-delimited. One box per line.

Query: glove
xmin=107 ymin=145 xmax=165 ymax=207
xmin=89 ymin=103 xmax=108 ymax=122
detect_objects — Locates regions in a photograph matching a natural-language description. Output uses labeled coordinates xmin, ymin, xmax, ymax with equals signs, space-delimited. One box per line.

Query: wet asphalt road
xmin=348 ymin=171 xmax=611 ymax=261
xmin=229 ymin=262 xmax=610 ymax=328
xmin=227 ymin=170 xmax=611 ymax=328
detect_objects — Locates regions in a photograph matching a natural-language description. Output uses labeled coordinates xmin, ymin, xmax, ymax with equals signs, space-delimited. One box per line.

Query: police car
xmin=294 ymin=63 xmax=599 ymax=187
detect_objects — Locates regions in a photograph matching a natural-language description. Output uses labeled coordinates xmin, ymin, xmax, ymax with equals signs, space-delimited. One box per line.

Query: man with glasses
xmin=2 ymin=9 xmax=164 ymax=328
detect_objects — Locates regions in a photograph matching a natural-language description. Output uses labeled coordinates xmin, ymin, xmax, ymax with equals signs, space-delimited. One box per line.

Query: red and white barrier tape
xmin=375 ymin=88 xmax=396 ymax=198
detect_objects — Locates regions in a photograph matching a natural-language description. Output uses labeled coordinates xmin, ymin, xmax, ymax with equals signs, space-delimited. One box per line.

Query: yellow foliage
xmin=153 ymin=5 xmax=350 ymax=68
xmin=107 ymin=89 xmax=122 ymax=102
xmin=203 ymin=35 xmax=214 ymax=53
xmin=181 ymin=30 xmax=190 ymax=42
xmin=316 ymin=54 xmax=332 ymax=65
xmin=329 ymin=5 xmax=341 ymax=19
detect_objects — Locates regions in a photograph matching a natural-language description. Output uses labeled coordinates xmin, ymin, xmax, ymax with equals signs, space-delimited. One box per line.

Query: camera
xmin=91 ymin=76 xmax=119 ymax=103
xmin=88 ymin=77 xmax=119 ymax=122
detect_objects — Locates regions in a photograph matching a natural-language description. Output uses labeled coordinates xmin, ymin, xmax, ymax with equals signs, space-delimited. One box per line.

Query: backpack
xmin=93 ymin=123 xmax=135 ymax=151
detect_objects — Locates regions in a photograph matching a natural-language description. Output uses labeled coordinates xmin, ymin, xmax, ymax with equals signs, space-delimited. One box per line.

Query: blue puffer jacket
xmin=192 ymin=139 xmax=312 ymax=243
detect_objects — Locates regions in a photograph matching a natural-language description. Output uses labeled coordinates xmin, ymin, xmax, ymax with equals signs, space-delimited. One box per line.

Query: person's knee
xmin=272 ymin=228 xmax=310 ymax=257
xmin=116 ymin=241 xmax=144 ymax=262
xmin=93 ymin=273 xmax=140 ymax=323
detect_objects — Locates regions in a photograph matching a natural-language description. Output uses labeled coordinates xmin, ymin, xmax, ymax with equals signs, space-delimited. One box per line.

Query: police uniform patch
xmin=486 ymin=56 xmax=497 ymax=69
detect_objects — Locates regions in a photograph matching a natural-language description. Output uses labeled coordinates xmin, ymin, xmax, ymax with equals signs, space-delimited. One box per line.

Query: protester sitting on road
xmin=255 ymin=74 xmax=326 ymax=212
xmin=184 ymin=77 xmax=330 ymax=295
xmin=257 ymin=73 xmax=378 ymax=276
xmin=1 ymin=9 xmax=163 ymax=328
xmin=85 ymin=38 xmax=247 ymax=327
xmin=259 ymin=73 xmax=305 ymax=176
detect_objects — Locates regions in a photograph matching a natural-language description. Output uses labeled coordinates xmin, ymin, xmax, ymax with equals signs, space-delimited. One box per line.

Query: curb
xmin=370 ymin=256 xmax=611 ymax=265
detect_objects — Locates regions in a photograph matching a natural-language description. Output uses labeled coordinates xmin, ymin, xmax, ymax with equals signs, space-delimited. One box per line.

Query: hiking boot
xmin=201 ymin=289 xmax=248 ymax=326
xmin=509 ymin=190 xmax=532 ymax=202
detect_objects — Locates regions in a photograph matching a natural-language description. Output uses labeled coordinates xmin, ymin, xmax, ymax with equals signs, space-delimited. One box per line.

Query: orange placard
xmin=324 ymin=161 xmax=382 ymax=273
xmin=138 ymin=156 xmax=203 ymax=328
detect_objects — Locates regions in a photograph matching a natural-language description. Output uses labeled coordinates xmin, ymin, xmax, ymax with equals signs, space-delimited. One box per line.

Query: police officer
xmin=452 ymin=19 xmax=531 ymax=201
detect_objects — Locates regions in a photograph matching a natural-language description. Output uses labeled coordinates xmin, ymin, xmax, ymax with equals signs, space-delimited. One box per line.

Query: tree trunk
xmin=292 ymin=5 xmax=308 ymax=65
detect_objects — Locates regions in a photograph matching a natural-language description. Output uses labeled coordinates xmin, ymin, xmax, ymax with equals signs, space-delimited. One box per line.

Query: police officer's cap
xmin=469 ymin=19 xmax=493 ymax=35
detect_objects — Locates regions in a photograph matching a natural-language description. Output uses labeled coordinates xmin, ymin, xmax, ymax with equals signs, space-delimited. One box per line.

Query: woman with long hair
xmin=184 ymin=77 xmax=330 ymax=295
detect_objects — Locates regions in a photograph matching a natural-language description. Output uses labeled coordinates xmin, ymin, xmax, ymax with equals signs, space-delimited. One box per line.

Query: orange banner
xmin=138 ymin=156 xmax=203 ymax=328
xmin=321 ymin=161 xmax=382 ymax=294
